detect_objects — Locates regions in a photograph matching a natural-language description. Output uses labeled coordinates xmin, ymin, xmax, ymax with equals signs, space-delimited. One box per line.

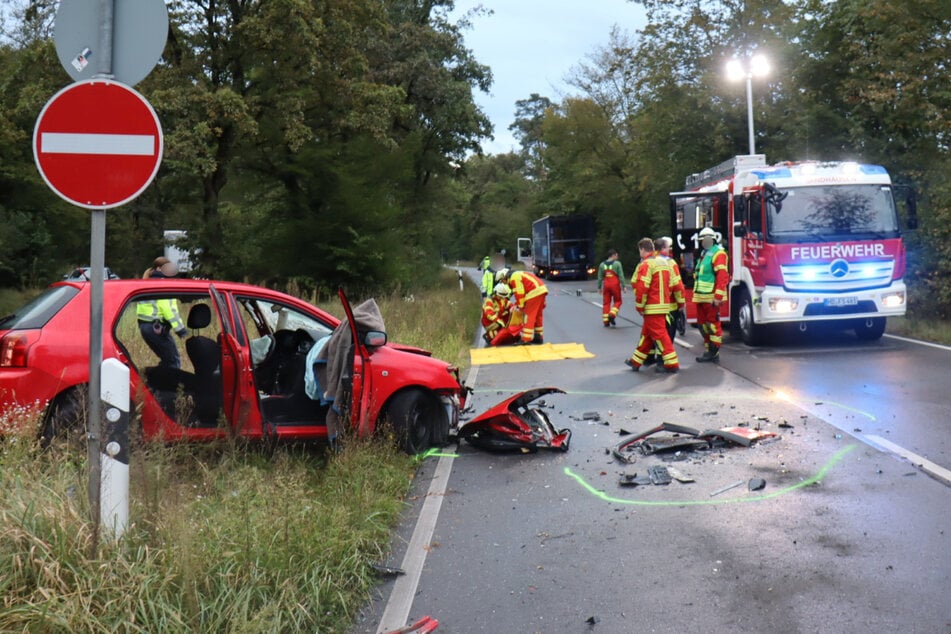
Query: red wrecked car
xmin=0 ymin=279 xmax=467 ymax=453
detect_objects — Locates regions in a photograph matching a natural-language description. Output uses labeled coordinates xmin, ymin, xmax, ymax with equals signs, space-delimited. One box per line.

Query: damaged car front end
xmin=459 ymin=387 xmax=570 ymax=453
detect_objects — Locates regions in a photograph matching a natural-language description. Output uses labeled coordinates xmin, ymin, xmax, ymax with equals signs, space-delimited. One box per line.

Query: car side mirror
xmin=734 ymin=195 xmax=748 ymax=223
xmin=363 ymin=330 xmax=387 ymax=347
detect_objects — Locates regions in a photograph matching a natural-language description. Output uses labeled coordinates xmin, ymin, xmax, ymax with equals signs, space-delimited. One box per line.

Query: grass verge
xmin=0 ymin=270 xmax=482 ymax=632
xmin=886 ymin=315 xmax=951 ymax=346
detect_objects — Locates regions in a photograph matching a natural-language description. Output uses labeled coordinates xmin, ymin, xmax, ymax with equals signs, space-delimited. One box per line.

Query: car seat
xmin=185 ymin=304 xmax=222 ymax=425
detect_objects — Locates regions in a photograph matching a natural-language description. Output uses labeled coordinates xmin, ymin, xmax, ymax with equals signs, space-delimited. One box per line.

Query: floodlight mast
xmin=726 ymin=55 xmax=769 ymax=155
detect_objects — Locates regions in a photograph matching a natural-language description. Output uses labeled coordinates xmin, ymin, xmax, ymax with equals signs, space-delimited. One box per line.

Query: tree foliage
xmin=0 ymin=0 xmax=491 ymax=293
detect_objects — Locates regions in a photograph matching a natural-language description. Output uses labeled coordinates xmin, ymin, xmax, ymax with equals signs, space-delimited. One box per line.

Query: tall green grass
xmin=0 ymin=270 xmax=482 ymax=632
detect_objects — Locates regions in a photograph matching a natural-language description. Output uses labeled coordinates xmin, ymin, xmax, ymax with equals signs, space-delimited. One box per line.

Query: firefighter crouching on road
xmin=489 ymin=296 xmax=525 ymax=347
xmin=497 ymin=268 xmax=548 ymax=345
xmin=137 ymin=256 xmax=187 ymax=368
xmin=693 ymin=227 xmax=729 ymax=363
xmin=625 ymin=238 xmax=685 ymax=373
xmin=481 ymin=283 xmax=513 ymax=345
xmin=597 ymin=249 xmax=625 ymax=327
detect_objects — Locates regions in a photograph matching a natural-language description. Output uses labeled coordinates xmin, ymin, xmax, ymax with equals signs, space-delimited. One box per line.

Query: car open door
xmin=336 ymin=287 xmax=372 ymax=436
xmin=210 ymin=285 xmax=260 ymax=438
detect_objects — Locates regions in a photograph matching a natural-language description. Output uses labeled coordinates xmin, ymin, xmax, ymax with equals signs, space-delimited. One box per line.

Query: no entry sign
xmin=33 ymin=80 xmax=163 ymax=209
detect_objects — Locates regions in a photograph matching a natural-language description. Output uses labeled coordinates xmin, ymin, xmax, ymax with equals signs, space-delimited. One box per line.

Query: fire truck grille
xmin=781 ymin=259 xmax=895 ymax=292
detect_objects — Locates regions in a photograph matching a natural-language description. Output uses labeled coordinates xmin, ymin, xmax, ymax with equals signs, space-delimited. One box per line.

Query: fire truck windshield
xmin=766 ymin=184 xmax=900 ymax=243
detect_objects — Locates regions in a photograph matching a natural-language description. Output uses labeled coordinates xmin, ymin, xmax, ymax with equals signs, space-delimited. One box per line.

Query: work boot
xmin=608 ymin=314 xmax=616 ymax=327
xmin=655 ymin=364 xmax=679 ymax=374
xmin=532 ymin=334 xmax=544 ymax=344
xmin=624 ymin=358 xmax=639 ymax=372
xmin=642 ymin=354 xmax=659 ymax=367
xmin=695 ymin=345 xmax=720 ymax=363
xmin=603 ymin=321 xmax=611 ymax=328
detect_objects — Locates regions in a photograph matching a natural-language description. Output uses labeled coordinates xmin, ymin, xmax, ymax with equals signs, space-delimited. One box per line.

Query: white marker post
xmin=99 ymin=358 xmax=129 ymax=541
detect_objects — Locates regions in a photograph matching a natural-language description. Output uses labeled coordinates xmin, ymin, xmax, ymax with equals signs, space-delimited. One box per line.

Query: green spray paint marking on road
xmin=470 ymin=387 xmax=876 ymax=421
xmin=415 ymin=447 xmax=460 ymax=460
xmin=564 ymin=443 xmax=857 ymax=507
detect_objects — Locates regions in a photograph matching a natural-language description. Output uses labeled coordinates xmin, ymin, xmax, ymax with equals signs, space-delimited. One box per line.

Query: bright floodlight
xmin=750 ymin=54 xmax=770 ymax=77
xmin=726 ymin=59 xmax=745 ymax=81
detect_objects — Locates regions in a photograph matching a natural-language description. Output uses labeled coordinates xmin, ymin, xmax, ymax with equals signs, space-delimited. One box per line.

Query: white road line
xmin=41 ymin=132 xmax=155 ymax=156
xmin=863 ymin=435 xmax=951 ymax=486
xmin=376 ymin=363 xmax=479 ymax=632
xmin=883 ymin=333 xmax=951 ymax=352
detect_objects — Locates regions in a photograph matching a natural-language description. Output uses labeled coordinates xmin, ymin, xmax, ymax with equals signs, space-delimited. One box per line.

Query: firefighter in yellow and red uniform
xmin=693 ymin=227 xmax=729 ymax=363
xmin=624 ymin=237 xmax=685 ymax=373
xmin=597 ymin=249 xmax=625 ymax=327
xmin=497 ymin=268 xmax=548 ymax=344
xmin=481 ymin=283 xmax=513 ymax=344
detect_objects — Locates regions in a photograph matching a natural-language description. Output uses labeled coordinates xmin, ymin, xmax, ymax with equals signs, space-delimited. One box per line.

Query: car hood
xmin=386 ymin=342 xmax=433 ymax=357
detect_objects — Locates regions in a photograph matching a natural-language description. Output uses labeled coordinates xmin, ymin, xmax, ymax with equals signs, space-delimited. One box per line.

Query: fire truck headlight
xmin=769 ymin=297 xmax=799 ymax=313
xmin=882 ymin=291 xmax=905 ymax=308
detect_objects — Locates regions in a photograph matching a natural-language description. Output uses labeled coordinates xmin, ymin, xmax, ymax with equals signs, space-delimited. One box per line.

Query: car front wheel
xmin=385 ymin=389 xmax=442 ymax=454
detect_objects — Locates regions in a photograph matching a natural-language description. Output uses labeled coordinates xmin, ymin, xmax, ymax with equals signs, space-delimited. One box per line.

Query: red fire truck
xmin=669 ymin=155 xmax=916 ymax=344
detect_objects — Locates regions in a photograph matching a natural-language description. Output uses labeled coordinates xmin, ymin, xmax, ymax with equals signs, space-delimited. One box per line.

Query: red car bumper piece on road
xmin=459 ymin=387 xmax=570 ymax=452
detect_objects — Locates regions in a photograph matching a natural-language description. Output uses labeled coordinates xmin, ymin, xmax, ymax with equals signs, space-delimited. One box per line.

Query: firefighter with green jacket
xmin=597 ymin=249 xmax=625 ymax=326
xmin=693 ymin=227 xmax=729 ymax=363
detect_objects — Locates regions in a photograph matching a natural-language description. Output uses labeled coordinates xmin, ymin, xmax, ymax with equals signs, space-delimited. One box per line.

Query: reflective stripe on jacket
xmin=693 ymin=245 xmax=729 ymax=302
xmin=508 ymin=271 xmax=547 ymax=308
xmin=136 ymin=298 xmax=186 ymax=333
xmin=597 ymin=260 xmax=625 ymax=289
xmin=634 ymin=255 xmax=685 ymax=315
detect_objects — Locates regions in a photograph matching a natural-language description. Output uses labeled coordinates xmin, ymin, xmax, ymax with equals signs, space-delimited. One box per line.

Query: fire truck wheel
xmin=737 ymin=289 xmax=765 ymax=346
xmin=854 ymin=317 xmax=886 ymax=341
xmin=385 ymin=389 xmax=441 ymax=454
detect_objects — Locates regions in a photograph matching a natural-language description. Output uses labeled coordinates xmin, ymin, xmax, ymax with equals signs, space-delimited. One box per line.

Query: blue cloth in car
xmin=304 ymin=335 xmax=331 ymax=401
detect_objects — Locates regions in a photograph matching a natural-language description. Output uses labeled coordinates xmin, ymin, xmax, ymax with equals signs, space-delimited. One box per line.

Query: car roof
xmin=52 ymin=278 xmax=342 ymax=323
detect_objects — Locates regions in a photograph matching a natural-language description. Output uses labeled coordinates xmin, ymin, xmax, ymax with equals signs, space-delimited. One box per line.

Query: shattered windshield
xmin=766 ymin=185 xmax=900 ymax=243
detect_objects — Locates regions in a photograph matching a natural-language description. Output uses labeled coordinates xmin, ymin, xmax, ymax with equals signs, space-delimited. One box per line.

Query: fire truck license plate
xmin=826 ymin=296 xmax=858 ymax=307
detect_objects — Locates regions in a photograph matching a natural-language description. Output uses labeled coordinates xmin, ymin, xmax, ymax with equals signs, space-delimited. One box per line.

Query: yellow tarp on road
xmin=470 ymin=342 xmax=594 ymax=365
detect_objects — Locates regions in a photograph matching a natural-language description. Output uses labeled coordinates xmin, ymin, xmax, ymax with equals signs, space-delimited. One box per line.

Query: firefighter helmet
xmin=493 ymin=283 xmax=511 ymax=298
xmin=698 ymin=227 xmax=718 ymax=242
xmin=495 ymin=268 xmax=511 ymax=283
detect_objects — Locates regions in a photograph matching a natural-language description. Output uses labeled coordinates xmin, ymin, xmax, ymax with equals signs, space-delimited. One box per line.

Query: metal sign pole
xmin=87 ymin=0 xmax=114 ymax=547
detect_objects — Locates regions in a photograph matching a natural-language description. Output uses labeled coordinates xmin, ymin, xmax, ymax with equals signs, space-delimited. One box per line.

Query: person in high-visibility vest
xmin=597 ymin=249 xmax=625 ymax=327
xmin=625 ymin=238 xmax=685 ymax=373
xmin=137 ymin=256 xmax=187 ymax=368
xmin=497 ymin=268 xmax=548 ymax=344
xmin=693 ymin=227 xmax=729 ymax=363
xmin=478 ymin=256 xmax=495 ymax=298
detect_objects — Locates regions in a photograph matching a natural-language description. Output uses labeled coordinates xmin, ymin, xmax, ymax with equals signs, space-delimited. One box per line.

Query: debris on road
xmin=370 ymin=563 xmax=406 ymax=577
xmin=612 ymin=422 xmax=781 ymax=463
xmin=459 ymin=387 xmax=571 ymax=453
xmin=748 ymin=478 xmax=767 ymax=491
xmin=384 ymin=615 xmax=439 ymax=633
xmin=666 ymin=466 xmax=695 ymax=483
xmin=709 ymin=480 xmax=746 ymax=497
xmin=648 ymin=465 xmax=672 ymax=485
xmin=582 ymin=411 xmax=601 ymax=421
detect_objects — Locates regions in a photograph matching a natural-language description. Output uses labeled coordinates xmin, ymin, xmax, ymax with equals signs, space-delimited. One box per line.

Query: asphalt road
xmin=357 ymin=275 xmax=951 ymax=634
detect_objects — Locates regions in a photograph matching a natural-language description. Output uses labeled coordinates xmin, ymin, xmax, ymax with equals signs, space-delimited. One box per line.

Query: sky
xmin=448 ymin=0 xmax=647 ymax=155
